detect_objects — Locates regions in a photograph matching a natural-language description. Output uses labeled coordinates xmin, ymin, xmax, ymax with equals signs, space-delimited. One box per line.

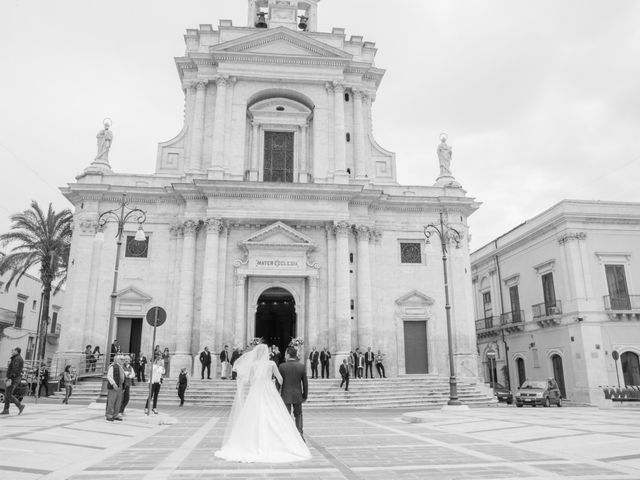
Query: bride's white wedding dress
xmin=214 ymin=344 xmax=311 ymax=463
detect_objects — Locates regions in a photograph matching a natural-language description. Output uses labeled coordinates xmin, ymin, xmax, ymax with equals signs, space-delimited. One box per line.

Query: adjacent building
xmin=471 ymin=200 xmax=640 ymax=404
xmin=58 ymin=0 xmax=481 ymax=379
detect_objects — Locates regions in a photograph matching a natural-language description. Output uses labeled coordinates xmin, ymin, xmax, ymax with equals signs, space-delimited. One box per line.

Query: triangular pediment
xmin=395 ymin=290 xmax=435 ymax=307
xmin=241 ymin=221 xmax=315 ymax=249
xmin=115 ymin=286 xmax=152 ymax=303
xmin=210 ymin=27 xmax=351 ymax=60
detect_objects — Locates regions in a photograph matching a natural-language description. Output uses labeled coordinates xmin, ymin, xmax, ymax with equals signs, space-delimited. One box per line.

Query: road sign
xmin=612 ymin=350 xmax=619 ymax=361
xmin=487 ymin=350 xmax=497 ymax=358
xmin=146 ymin=306 xmax=167 ymax=327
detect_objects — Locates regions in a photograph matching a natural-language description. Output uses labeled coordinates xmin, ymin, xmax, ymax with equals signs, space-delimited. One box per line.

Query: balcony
xmin=500 ymin=310 xmax=525 ymax=333
xmin=604 ymin=295 xmax=640 ymax=320
xmin=475 ymin=316 xmax=499 ymax=338
xmin=532 ymin=300 xmax=562 ymax=327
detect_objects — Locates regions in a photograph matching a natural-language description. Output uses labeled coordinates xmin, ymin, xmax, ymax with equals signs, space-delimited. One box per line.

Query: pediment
xmin=395 ymin=290 xmax=435 ymax=307
xmin=210 ymin=27 xmax=351 ymax=60
xmin=241 ymin=221 xmax=315 ymax=249
xmin=115 ymin=286 xmax=152 ymax=304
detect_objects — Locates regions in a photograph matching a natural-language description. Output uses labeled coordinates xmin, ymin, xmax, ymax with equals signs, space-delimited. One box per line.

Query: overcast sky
xmin=1 ymin=0 xmax=639 ymax=249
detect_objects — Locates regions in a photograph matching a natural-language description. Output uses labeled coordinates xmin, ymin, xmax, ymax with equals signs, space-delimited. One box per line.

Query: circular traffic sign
xmin=612 ymin=350 xmax=619 ymax=361
xmin=146 ymin=306 xmax=167 ymax=327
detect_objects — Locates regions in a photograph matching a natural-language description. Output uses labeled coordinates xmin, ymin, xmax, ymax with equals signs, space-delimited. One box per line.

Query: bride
xmin=215 ymin=343 xmax=311 ymax=463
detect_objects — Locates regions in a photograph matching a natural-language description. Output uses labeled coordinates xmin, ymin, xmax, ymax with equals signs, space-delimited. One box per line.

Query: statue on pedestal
xmin=95 ymin=119 xmax=113 ymax=162
xmin=437 ymin=134 xmax=452 ymax=177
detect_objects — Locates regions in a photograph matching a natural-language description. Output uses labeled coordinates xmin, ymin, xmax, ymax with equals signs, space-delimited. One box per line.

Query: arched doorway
xmin=516 ymin=357 xmax=526 ymax=387
xmin=551 ymin=354 xmax=566 ymax=398
xmin=255 ymin=287 xmax=297 ymax=357
xmin=621 ymin=352 xmax=640 ymax=386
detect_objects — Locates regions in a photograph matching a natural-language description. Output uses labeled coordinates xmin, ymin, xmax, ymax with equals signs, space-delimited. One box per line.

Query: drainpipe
xmin=494 ymin=240 xmax=511 ymax=390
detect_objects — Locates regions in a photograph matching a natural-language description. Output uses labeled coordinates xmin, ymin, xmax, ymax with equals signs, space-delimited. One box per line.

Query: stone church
xmin=59 ymin=0 xmax=480 ymax=378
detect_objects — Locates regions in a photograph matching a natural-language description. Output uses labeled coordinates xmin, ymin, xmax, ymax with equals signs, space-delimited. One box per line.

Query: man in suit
xmin=230 ymin=347 xmax=241 ymax=380
xmin=364 ymin=347 xmax=375 ymax=378
xmin=278 ymin=347 xmax=308 ymax=440
xmin=199 ymin=346 xmax=212 ymax=379
xmin=308 ymin=347 xmax=319 ymax=379
xmin=320 ymin=347 xmax=331 ymax=379
xmin=339 ymin=358 xmax=350 ymax=391
xmin=220 ymin=345 xmax=230 ymax=379
xmin=352 ymin=348 xmax=360 ymax=378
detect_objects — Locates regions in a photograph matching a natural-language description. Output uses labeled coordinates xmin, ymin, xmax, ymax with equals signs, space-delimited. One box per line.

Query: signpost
xmin=145 ymin=306 xmax=166 ymax=416
xmin=612 ymin=350 xmax=621 ymax=388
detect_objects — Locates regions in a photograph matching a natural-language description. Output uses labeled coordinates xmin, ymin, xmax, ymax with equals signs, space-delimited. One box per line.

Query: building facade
xmin=471 ymin=200 xmax=640 ymax=404
xmin=0 ymin=254 xmax=64 ymax=369
xmin=58 ymin=0 xmax=480 ymax=379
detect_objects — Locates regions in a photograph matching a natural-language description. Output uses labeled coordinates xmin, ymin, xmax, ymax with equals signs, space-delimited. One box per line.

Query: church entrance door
xmin=116 ymin=317 xmax=142 ymax=356
xmin=255 ymin=287 xmax=297 ymax=359
xmin=404 ymin=321 xmax=428 ymax=374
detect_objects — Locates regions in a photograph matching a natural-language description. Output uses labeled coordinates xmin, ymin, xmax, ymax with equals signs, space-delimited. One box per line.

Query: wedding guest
xmin=364 ymin=347 xmax=375 ymax=378
xmin=1 ymin=347 xmax=25 ymax=415
xmin=176 ymin=367 xmax=189 ymax=406
xmin=62 ymin=365 xmax=75 ymax=404
xmin=84 ymin=345 xmax=93 ymax=373
xmin=348 ymin=350 xmax=355 ymax=377
xmin=339 ymin=358 xmax=350 ymax=391
xmin=200 ymin=346 xmax=212 ymax=379
xmin=153 ymin=344 xmax=162 ymax=360
xmin=137 ymin=352 xmax=147 ymax=382
xmin=106 ymin=355 xmax=124 ymax=421
xmin=270 ymin=345 xmax=281 ymax=365
xmin=351 ymin=348 xmax=360 ymax=377
xmin=320 ymin=347 xmax=331 ymax=378
xmin=357 ymin=352 xmax=364 ymax=379
xmin=230 ymin=347 xmax=242 ymax=380
xmin=220 ymin=345 xmax=231 ymax=379
xmin=145 ymin=358 xmax=165 ymax=414
xmin=308 ymin=347 xmax=320 ymax=379
xmin=110 ymin=339 xmax=120 ymax=362
xmin=91 ymin=346 xmax=101 ymax=372
xmin=120 ymin=355 xmax=136 ymax=415
xmin=375 ymin=350 xmax=387 ymax=378
xmin=37 ymin=363 xmax=50 ymax=397
xmin=162 ymin=347 xmax=171 ymax=378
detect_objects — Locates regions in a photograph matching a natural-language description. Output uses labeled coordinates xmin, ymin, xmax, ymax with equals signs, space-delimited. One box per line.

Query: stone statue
xmin=95 ymin=119 xmax=113 ymax=162
xmin=437 ymin=135 xmax=452 ymax=177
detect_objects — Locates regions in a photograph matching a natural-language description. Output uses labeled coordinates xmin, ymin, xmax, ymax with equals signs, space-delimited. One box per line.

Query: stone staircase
xmin=52 ymin=375 xmax=495 ymax=408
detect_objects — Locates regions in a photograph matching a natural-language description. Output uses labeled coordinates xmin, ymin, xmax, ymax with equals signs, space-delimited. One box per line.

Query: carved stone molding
xmin=182 ymin=219 xmax=199 ymax=236
xmin=333 ymin=221 xmax=351 ymax=237
xmin=353 ymin=224 xmax=371 ymax=241
xmin=204 ymin=217 xmax=224 ymax=234
xmin=558 ymin=232 xmax=587 ymax=245
xmin=332 ymin=82 xmax=345 ymax=94
xmin=195 ymin=81 xmax=207 ymax=91
xmin=215 ymin=75 xmax=229 ymax=87
xmin=169 ymin=224 xmax=183 ymax=237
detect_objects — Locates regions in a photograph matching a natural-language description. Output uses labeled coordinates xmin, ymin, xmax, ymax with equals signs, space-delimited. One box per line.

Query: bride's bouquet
xmin=288 ymin=337 xmax=304 ymax=348
xmin=249 ymin=337 xmax=264 ymax=348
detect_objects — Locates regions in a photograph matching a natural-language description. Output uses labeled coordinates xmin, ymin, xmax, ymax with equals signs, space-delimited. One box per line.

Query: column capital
xmin=352 ymin=88 xmax=364 ymax=100
xmin=170 ymin=224 xmax=184 ymax=237
xmin=354 ymin=224 xmax=371 ymax=241
xmin=332 ymin=82 xmax=345 ymax=94
xmin=236 ymin=273 xmax=247 ymax=285
xmin=325 ymin=82 xmax=334 ymax=94
xmin=182 ymin=219 xmax=199 ymax=236
xmin=204 ymin=217 xmax=224 ymax=234
xmin=215 ymin=75 xmax=229 ymax=87
xmin=195 ymin=81 xmax=207 ymax=91
xmin=333 ymin=221 xmax=351 ymax=237
xmin=558 ymin=232 xmax=587 ymax=245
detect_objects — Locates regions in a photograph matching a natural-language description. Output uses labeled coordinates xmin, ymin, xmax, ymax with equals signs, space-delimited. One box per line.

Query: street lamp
xmin=95 ymin=193 xmax=146 ymax=398
xmin=424 ymin=211 xmax=463 ymax=406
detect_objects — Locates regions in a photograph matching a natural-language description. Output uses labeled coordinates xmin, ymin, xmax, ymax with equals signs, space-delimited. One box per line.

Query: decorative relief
xmin=354 ymin=225 xmax=371 ymax=241
xmin=195 ymin=81 xmax=207 ymax=91
xmin=332 ymin=82 xmax=345 ymax=94
xmin=78 ymin=219 xmax=98 ymax=235
xmin=333 ymin=221 xmax=351 ymax=237
xmin=325 ymin=82 xmax=334 ymax=94
xmin=182 ymin=219 xmax=198 ymax=236
xmin=558 ymin=232 xmax=587 ymax=245
xmin=215 ymin=75 xmax=229 ymax=87
xmin=170 ymin=224 xmax=183 ymax=237
xmin=204 ymin=218 xmax=224 ymax=234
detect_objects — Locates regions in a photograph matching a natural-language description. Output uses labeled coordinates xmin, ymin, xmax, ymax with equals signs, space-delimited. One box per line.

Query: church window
xmin=125 ymin=235 xmax=149 ymax=258
xmin=346 ymin=132 xmax=351 ymax=142
xmin=263 ymin=131 xmax=294 ymax=182
xmin=400 ymin=242 xmax=422 ymax=264
xmin=276 ymin=106 xmax=285 ymax=111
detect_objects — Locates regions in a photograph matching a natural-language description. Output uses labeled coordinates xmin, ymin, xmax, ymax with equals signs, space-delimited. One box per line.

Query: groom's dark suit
xmin=279 ymin=358 xmax=308 ymax=438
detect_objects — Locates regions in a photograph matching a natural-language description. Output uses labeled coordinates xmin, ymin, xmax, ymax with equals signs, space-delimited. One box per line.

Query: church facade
xmin=58 ymin=0 xmax=480 ymax=378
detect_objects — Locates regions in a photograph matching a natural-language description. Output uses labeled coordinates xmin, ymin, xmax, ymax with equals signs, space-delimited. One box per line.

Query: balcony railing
xmin=500 ymin=310 xmax=524 ymax=326
xmin=532 ymin=300 xmax=562 ymax=319
xmin=475 ymin=316 xmax=497 ymax=332
xmin=604 ymin=295 xmax=640 ymax=311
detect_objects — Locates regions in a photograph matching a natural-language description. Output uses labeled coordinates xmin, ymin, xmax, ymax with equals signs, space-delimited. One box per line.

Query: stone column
xmin=234 ymin=273 xmax=247 ymax=346
xmin=174 ymin=219 xmax=198 ymax=375
xmin=209 ymin=75 xmax=228 ymax=179
xmin=333 ymin=82 xmax=348 ymax=183
xmin=355 ymin=225 xmax=373 ymax=347
xmin=307 ymin=275 xmax=319 ymax=350
xmin=334 ymin=221 xmax=351 ymax=373
xmin=189 ymin=81 xmax=207 ymax=173
xmin=199 ymin=218 xmax=223 ymax=350
xmin=250 ymin=121 xmax=260 ymax=181
xmin=353 ymin=89 xmax=367 ymax=179
xmin=299 ymin=123 xmax=309 ymax=183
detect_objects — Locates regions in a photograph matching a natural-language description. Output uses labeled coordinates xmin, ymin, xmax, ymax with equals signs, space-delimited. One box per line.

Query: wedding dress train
xmin=214 ymin=344 xmax=311 ymax=463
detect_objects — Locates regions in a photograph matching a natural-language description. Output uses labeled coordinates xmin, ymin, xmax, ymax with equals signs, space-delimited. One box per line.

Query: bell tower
xmin=247 ymin=0 xmax=320 ymax=32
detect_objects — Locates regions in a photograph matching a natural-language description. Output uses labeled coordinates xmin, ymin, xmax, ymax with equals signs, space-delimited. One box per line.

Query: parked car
xmin=515 ymin=379 xmax=563 ymax=407
xmin=0 ymin=376 xmax=28 ymax=405
xmin=491 ymin=382 xmax=514 ymax=404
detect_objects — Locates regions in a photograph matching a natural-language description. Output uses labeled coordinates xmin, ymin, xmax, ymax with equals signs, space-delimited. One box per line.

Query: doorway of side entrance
xmin=404 ymin=320 xmax=428 ymax=374
xmin=116 ymin=317 xmax=143 ymax=356
xmin=255 ymin=287 xmax=297 ymax=358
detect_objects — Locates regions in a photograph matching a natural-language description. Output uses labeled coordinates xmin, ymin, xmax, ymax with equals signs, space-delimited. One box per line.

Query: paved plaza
xmin=1 ymin=399 xmax=640 ymax=480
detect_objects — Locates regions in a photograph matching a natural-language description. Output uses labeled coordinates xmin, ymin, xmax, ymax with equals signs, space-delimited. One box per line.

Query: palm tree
xmin=0 ymin=201 xmax=72 ymax=360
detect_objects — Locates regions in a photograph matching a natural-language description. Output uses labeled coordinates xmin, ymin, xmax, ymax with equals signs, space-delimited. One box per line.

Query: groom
xmin=278 ymin=346 xmax=308 ymax=440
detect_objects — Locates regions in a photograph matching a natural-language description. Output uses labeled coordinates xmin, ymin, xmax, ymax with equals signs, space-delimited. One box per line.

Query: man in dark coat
xmin=278 ymin=347 xmax=308 ymax=439
xmin=364 ymin=347 xmax=375 ymax=378
xmin=308 ymin=347 xmax=320 ymax=379
xmin=339 ymin=358 xmax=350 ymax=391
xmin=320 ymin=347 xmax=331 ymax=379
xmin=199 ymin=347 xmax=212 ymax=379
xmin=2 ymin=347 xmax=25 ymax=415
xmin=230 ymin=347 xmax=242 ymax=380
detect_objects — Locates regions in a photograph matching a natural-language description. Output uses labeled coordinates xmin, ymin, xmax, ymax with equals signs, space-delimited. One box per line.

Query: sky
xmin=1 ymin=0 xmax=639 ymax=250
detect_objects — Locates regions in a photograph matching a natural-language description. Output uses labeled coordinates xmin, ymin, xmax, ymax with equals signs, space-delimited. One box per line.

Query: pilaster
xmin=332 ymin=82 xmax=348 ymax=184
xmin=199 ymin=218 xmax=224 ymax=350
xmin=355 ymin=225 xmax=373 ymax=347
xmin=209 ymin=75 xmax=228 ymax=179
xmin=174 ymin=219 xmax=198 ymax=374
xmin=353 ymin=89 xmax=367 ymax=179
xmin=188 ymin=81 xmax=208 ymax=173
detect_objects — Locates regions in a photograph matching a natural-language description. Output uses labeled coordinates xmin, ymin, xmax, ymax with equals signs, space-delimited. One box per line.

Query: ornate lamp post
xmin=95 ymin=193 xmax=146 ymax=397
xmin=424 ymin=211 xmax=463 ymax=406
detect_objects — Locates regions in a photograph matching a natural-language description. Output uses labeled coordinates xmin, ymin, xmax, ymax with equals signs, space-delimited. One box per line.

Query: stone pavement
xmin=1 ymin=399 xmax=640 ymax=479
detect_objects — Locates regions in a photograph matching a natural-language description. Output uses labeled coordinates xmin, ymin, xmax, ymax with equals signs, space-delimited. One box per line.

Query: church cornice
xmin=209 ymin=52 xmax=351 ymax=68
